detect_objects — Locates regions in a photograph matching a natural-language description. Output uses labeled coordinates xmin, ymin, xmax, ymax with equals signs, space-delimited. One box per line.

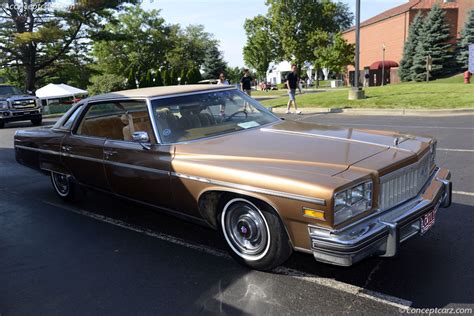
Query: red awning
xmin=370 ymin=60 xmax=399 ymax=70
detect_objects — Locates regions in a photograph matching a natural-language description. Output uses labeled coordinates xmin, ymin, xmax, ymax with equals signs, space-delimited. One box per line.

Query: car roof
xmin=86 ymin=84 xmax=236 ymax=102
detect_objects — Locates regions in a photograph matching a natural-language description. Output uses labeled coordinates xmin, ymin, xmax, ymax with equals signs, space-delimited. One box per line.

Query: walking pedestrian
xmin=285 ymin=64 xmax=302 ymax=114
xmin=240 ymin=69 xmax=253 ymax=96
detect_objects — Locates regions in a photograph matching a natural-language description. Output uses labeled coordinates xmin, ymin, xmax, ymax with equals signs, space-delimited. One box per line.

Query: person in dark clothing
xmin=240 ymin=69 xmax=253 ymax=96
xmin=285 ymin=64 xmax=302 ymax=114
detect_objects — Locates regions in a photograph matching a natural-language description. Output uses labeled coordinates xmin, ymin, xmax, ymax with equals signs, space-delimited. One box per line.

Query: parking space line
xmin=453 ymin=191 xmax=474 ymax=197
xmin=438 ymin=148 xmax=474 ymax=153
xmin=43 ymin=199 xmax=412 ymax=311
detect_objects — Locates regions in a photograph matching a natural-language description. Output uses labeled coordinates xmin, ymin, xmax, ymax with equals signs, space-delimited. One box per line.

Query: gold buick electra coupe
xmin=14 ymin=85 xmax=452 ymax=270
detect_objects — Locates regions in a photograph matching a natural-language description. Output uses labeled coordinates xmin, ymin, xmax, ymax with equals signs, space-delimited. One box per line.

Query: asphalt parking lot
xmin=1 ymin=114 xmax=473 ymax=315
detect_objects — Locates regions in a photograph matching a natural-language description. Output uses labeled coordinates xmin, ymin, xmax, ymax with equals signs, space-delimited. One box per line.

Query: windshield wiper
xmin=204 ymin=128 xmax=240 ymax=137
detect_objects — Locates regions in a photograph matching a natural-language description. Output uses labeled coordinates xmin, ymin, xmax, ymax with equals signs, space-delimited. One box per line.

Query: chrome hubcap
xmin=224 ymin=201 xmax=268 ymax=257
xmin=53 ymin=173 xmax=69 ymax=195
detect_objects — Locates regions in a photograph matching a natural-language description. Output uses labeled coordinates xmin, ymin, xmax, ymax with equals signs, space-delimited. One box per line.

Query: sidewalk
xmin=270 ymin=107 xmax=474 ymax=117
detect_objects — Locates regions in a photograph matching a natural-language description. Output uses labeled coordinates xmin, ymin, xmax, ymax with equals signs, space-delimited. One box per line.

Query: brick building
xmin=342 ymin=0 xmax=474 ymax=85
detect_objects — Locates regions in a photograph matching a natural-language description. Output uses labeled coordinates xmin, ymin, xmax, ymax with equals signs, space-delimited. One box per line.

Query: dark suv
xmin=0 ymin=85 xmax=42 ymax=128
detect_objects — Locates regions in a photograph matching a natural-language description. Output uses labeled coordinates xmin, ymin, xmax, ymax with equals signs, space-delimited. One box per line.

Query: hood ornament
xmin=394 ymin=137 xmax=400 ymax=146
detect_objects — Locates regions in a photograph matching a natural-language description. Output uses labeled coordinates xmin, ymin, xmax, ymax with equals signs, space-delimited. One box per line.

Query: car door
xmin=102 ymin=100 xmax=174 ymax=208
xmin=61 ymin=100 xmax=123 ymax=190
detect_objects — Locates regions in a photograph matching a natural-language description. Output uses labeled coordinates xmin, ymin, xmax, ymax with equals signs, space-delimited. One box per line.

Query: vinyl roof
xmin=87 ymin=84 xmax=236 ymax=101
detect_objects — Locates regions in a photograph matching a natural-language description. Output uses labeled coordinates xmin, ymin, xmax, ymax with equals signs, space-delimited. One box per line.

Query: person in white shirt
xmin=217 ymin=73 xmax=229 ymax=85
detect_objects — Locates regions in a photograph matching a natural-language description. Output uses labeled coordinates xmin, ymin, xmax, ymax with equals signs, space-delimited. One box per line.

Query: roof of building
xmin=343 ymin=0 xmax=459 ymax=33
xmin=87 ymin=84 xmax=235 ymax=101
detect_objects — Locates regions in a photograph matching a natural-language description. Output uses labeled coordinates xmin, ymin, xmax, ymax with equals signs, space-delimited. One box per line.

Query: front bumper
xmin=309 ymin=167 xmax=452 ymax=266
xmin=0 ymin=108 xmax=42 ymax=123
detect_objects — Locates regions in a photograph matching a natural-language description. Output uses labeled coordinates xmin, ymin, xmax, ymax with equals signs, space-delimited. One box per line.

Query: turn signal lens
xmin=303 ymin=208 xmax=325 ymax=220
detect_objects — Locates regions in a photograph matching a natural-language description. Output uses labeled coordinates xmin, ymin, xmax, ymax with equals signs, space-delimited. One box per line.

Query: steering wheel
xmin=225 ymin=110 xmax=248 ymax=121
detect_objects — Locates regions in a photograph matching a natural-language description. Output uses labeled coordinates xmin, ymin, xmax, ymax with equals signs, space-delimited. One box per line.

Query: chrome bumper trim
xmin=309 ymin=167 xmax=452 ymax=266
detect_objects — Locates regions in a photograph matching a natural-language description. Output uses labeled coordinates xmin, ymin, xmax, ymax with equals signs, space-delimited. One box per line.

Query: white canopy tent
xmin=36 ymin=83 xmax=87 ymax=100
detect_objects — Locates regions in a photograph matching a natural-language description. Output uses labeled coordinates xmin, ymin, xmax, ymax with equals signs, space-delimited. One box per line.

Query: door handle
xmin=61 ymin=145 xmax=72 ymax=152
xmin=104 ymin=150 xmax=118 ymax=159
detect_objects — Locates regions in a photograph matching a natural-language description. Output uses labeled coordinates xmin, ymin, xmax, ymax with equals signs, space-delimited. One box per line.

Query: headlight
xmin=334 ymin=181 xmax=373 ymax=225
xmin=0 ymin=101 xmax=8 ymax=110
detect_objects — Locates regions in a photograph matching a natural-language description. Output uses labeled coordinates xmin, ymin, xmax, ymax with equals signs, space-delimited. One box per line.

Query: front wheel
xmin=50 ymin=171 xmax=84 ymax=202
xmin=218 ymin=197 xmax=292 ymax=271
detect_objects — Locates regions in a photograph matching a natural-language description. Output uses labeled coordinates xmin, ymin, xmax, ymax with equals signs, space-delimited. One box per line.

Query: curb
xmin=270 ymin=107 xmax=474 ymax=117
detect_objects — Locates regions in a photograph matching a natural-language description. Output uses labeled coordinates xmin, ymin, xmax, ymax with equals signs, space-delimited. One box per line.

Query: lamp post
xmin=349 ymin=0 xmax=365 ymax=100
xmin=381 ymin=43 xmax=386 ymax=86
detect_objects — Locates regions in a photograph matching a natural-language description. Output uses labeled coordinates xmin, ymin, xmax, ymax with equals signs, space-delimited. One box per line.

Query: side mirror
xmin=132 ymin=131 xmax=151 ymax=150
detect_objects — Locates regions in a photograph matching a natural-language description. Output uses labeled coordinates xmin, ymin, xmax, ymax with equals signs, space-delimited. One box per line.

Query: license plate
xmin=420 ymin=205 xmax=439 ymax=235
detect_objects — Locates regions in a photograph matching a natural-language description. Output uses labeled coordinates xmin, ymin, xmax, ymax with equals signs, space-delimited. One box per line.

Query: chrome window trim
xmin=146 ymin=98 xmax=162 ymax=144
xmin=171 ymin=172 xmax=326 ymax=206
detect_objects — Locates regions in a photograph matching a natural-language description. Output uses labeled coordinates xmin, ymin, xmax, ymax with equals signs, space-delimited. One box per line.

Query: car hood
xmin=173 ymin=120 xmax=428 ymax=178
xmin=0 ymin=95 xmax=36 ymax=101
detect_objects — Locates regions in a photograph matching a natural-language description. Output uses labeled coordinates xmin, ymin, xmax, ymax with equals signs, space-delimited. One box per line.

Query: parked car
xmin=14 ymin=85 xmax=452 ymax=270
xmin=0 ymin=85 xmax=42 ymax=128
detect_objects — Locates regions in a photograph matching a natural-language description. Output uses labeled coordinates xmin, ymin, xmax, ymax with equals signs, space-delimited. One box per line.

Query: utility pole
xmin=349 ymin=0 xmax=365 ymax=100
xmin=381 ymin=43 xmax=386 ymax=86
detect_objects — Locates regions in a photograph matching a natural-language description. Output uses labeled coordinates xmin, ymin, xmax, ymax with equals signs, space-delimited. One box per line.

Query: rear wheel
xmin=31 ymin=117 xmax=42 ymax=126
xmin=50 ymin=171 xmax=84 ymax=202
xmin=218 ymin=197 xmax=292 ymax=271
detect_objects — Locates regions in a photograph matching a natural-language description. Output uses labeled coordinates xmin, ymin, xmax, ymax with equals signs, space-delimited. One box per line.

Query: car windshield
xmin=150 ymin=89 xmax=279 ymax=144
xmin=0 ymin=86 xmax=23 ymax=97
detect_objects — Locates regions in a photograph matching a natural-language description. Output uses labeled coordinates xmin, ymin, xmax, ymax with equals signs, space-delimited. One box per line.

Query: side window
xmin=62 ymin=105 xmax=83 ymax=130
xmin=75 ymin=100 xmax=155 ymax=142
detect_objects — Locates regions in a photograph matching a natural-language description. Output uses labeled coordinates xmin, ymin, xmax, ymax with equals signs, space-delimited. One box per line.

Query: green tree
xmin=411 ymin=5 xmax=453 ymax=81
xmin=398 ymin=12 xmax=423 ymax=81
xmin=243 ymin=15 xmax=279 ymax=81
xmin=92 ymin=6 xmax=172 ymax=87
xmin=166 ymin=25 xmax=218 ymax=71
xmin=88 ymin=74 xmax=127 ymax=95
xmin=226 ymin=66 xmax=244 ymax=84
xmin=457 ymin=10 xmax=474 ymax=70
xmin=0 ymin=0 xmax=138 ymax=91
xmin=202 ymin=45 xmax=227 ymax=79
xmin=265 ymin=0 xmax=353 ymax=65
xmin=186 ymin=67 xmax=202 ymax=84
xmin=312 ymin=32 xmax=354 ymax=86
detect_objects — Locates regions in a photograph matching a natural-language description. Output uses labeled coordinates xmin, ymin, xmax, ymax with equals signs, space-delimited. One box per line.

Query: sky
xmin=142 ymin=0 xmax=408 ymax=67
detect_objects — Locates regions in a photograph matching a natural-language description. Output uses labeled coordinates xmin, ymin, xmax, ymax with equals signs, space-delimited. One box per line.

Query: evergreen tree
xmin=457 ymin=10 xmax=474 ymax=70
xmin=202 ymin=46 xmax=227 ymax=79
xmin=411 ymin=5 xmax=453 ymax=81
xmin=170 ymin=68 xmax=179 ymax=85
xmin=398 ymin=12 xmax=423 ymax=81
xmin=180 ymin=68 xmax=188 ymax=85
xmin=154 ymin=70 xmax=163 ymax=86
xmin=139 ymin=69 xmax=153 ymax=88
xmin=126 ymin=68 xmax=137 ymax=89
xmin=162 ymin=69 xmax=172 ymax=86
xmin=187 ymin=67 xmax=202 ymax=84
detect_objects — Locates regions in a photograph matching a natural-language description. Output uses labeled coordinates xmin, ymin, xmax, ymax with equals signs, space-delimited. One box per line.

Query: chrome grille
xmin=12 ymin=100 xmax=36 ymax=109
xmin=379 ymin=151 xmax=433 ymax=211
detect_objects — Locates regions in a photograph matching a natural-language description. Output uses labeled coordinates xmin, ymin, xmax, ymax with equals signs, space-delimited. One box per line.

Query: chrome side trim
xmin=17 ymin=144 xmax=325 ymax=205
xmin=15 ymin=145 xmax=61 ymax=156
xmin=171 ymin=172 xmax=326 ymax=206
xmin=103 ymin=160 xmax=169 ymax=175
xmin=15 ymin=145 xmax=169 ymax=175
xmin=260 ymin=128 xmax=412 ymax=152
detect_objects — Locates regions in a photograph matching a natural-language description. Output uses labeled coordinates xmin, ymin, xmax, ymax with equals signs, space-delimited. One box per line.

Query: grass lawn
xmin=260 ymin=74 xmax=473 ymax=109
